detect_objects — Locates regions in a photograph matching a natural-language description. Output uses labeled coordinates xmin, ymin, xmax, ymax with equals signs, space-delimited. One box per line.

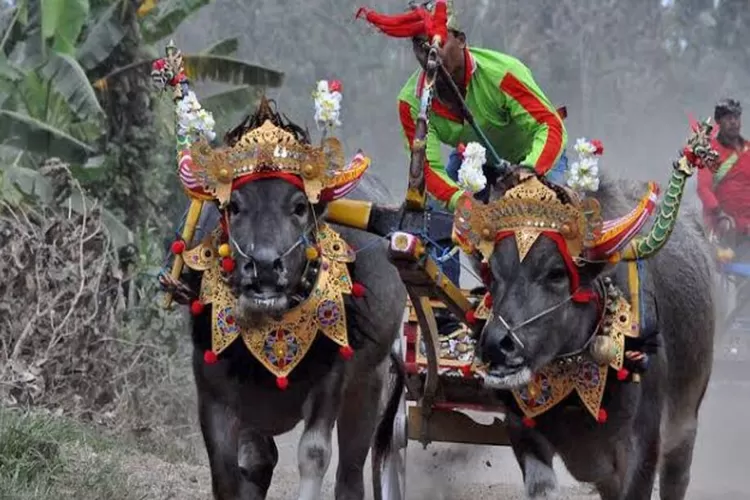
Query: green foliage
xmin=41 ymin=0 xmax=90 ymax=55
xmin=139 ymin=0 xmax=211 ymax=43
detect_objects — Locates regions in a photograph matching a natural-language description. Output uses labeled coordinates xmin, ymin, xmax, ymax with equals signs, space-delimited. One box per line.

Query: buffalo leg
xmin=296 ymin=363 xmax=346 ymax=500
xmin=198 ymin=394 xmax=243 ymax=500
xmin=659 ymin=418 xmax=698 ymax=500
xmin=237 ymin=429 xmax=278 ymax=499
xmin=334 ymin=361 xmax=386 ymax=500
xmin=507 ymin=417 xmax=558 ymax=499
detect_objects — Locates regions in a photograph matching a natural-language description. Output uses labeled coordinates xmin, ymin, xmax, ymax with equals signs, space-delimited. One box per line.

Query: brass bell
xmin=217 ymin=167 xmax=232 ymax=183
xmin=302 ymin=164 xmax=316 ymax=178
xmin=589 ymin=335 xmax=617 ymax=365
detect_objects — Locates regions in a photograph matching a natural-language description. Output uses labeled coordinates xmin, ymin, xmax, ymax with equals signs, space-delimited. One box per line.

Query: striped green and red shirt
xmin=398 ymin=46 xmax=567 ymax=210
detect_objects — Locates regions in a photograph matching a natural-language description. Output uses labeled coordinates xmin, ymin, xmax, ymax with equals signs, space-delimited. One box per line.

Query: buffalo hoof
xmin=524 ymin=454 xmax=559 ymax=499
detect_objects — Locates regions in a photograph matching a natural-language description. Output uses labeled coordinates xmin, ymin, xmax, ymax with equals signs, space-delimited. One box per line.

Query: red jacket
xmin=697 ymin=137 xmax=750 ymax=231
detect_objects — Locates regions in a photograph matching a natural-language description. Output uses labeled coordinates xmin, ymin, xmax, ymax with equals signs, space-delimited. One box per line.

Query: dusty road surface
xmin=257 ymin=338 xmax=750 ymax=500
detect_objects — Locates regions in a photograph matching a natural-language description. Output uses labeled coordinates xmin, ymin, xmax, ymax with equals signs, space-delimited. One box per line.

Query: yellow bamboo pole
xmin=162 ymin=198 xmax=204 ymax=309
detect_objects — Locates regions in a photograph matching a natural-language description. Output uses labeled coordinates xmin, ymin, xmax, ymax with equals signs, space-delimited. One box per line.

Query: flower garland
xmin=456 ymin=142 xmax=487 ymax=193
xmin=312 ymin=80 xmax=342 ymax=129
xmin=175 ymin=90 xmax=216 ymax=142
xmin=566 ymin=138 xmax=604 ymax=193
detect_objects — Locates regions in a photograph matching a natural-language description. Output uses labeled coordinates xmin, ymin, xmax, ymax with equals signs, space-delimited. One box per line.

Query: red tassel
xmin=483 ymin=293 xmax=493 ymax=308
xmin=616 ymin=368 xmax=630 ymax=381
xmin=339 ymin=345 xmax=354 ymax=360
xmin=351 ymin=282 xmax=366 ymax=298
xmin=203 ymin=350 xmax=218 ymax=365
xmin=597 ymin=408 xmax=608 ymax=424
xmin=522 ymin=416 xmax=536 ymax=428
xmin=329 ymin=80 xmax=342 ymax=93
xmin=171 ymin=239 xmax=186 ymax=254
xmin=221 ymin=257 xmax=236 ymax=273
xmin=460 ymin=365 xmax=472 ymax=378
xmin=276 ymin=376 xmax=289 ymax=390
xmin=592 ymin=139 xmax=604 ymax=155
xmin=465 ymin=309 xmax=477 ymax=325
xmin=190 ymin=300 xmax=205 ymax=316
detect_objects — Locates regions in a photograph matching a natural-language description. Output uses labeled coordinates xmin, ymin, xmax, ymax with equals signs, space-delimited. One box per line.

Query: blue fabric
xmin=426 ymin=198 xmax=461 ymax=285
xmin=723 ymin=262 xmax=750 ymax=278
xmin=545 ymin=149 xmax=569 ymax=185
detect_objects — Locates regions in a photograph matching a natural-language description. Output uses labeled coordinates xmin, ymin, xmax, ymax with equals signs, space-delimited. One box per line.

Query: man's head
xmin=411 ymin=29 xmax=466 ymax=77
xmin=715 ymin=98 xmax=742 ymax=142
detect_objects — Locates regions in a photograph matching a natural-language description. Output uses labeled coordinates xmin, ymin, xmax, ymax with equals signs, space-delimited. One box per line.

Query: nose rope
xmin=487 ymin=292 xmax=578 ymax=351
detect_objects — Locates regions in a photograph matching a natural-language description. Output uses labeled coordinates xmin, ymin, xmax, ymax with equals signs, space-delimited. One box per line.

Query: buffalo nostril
xmin=272 ymin=258 xmax=284 ymax=273
xmin=499 ymin=335 xmax=516 ymax=354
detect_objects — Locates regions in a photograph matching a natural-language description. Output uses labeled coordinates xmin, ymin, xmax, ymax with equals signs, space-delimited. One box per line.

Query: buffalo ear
xmin=576 ymin=258 xmax=617 ymax=289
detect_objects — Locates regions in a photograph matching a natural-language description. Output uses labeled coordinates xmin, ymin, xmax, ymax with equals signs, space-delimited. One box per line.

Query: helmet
xmin=714 ymin=98 xmax=742 ymax=121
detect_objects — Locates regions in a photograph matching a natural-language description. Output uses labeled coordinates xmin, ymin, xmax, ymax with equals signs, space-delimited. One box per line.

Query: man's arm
xmin=398 ymin=99 xmax=465 ymax=210
xmin=696 ymin=165 xmax=721 ymax=225
xmin=498 ymin=72 xmax=567 ymax=175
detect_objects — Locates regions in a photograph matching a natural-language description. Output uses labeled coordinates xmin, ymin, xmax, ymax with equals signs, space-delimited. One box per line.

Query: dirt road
xmin=257 ymin=343 xmax=750 ymax=500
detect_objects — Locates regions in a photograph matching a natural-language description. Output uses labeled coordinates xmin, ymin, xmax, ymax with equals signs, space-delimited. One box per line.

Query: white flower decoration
xmin=567 ymin=156 xmax=600 ymax=192
xmin=565 ymin=136 xmax=603 ymax=193
xmin=312 ymin=80 xmax=342 ymax=129
xmin=574 ymin=137 xmax=597 ymax=156
xmin=176 ymin=90 xmax=216 ymax=142
xmin=457 ymin=142 xmax=488 ymax=194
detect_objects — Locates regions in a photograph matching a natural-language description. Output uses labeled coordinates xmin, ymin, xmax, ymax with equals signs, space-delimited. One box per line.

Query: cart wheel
xmin=373 ymin=336 xmax=408 ymax=500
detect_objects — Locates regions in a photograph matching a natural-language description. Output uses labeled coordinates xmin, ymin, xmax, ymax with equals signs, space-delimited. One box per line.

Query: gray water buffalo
xmin=180 ymin=107 xmax=406 ymax=500
xmin=476 ymin=172 xmax=714 ymax=499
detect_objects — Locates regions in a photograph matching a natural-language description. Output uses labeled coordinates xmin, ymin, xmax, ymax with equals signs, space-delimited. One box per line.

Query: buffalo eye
xmin=292 ymin=200 xmax=308 ymax=217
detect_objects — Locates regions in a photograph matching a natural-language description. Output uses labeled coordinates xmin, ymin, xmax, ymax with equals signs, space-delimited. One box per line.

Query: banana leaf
xmin=76 ymin=0 xmax=127 ymax=70
xmin=40 ymin=50 xmax=105 ymax=120
xmin=139 ymin=0 xmax=211 ymax=44
xmin=41 ymin=0 xmax=90 ymax=55
xmin=0 ymin=109 xmax=97 ymax=163
xmin=201 ymin=37 xmax=239 ymax=56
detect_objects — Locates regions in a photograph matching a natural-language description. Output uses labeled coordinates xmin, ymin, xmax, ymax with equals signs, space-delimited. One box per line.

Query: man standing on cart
xmin=357 ymin=0 xmax=568 ymax=316
xmin=697 ymin=98 xmax=750 ymax=253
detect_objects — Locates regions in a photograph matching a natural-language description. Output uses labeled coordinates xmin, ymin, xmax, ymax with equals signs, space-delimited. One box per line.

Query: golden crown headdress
xmin=186 ymin=99 xmax=369 ymax=206
xmin=153 ymin=41 xmax=369 ymax=207
xmin=453 ymin=151 xmax=662 ymax=264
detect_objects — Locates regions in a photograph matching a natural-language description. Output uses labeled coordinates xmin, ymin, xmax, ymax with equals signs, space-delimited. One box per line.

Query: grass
xmin=0 ymin=409 xmax=138 ymax=500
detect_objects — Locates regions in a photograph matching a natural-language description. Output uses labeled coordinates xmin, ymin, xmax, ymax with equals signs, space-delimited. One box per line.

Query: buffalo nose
xmin=480 ymin=330 xmax=525 ymax=369
xmin=241 ymin=247 xmax=285 ymax=282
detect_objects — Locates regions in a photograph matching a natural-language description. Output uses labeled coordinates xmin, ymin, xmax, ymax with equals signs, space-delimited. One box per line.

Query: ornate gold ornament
xmin=187 ymin=111 xmax=369 ymax=207
xmin=452 ymin=173 xmax=603 ymax=262
xmin=184 ymin=224 xmax=356 ymax=381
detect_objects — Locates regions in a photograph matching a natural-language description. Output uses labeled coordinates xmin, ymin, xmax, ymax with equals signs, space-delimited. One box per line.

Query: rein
xmin=482 ymin=278 xmax=607 ymax=361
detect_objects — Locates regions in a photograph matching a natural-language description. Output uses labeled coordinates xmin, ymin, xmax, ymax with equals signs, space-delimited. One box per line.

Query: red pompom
xmin=591 ymin=139 xmax=604 ymax=155
xmin=597 ymin=408 xmax=608 ymax=424
xmin=329 ymin=80 xmax=342 ymax=92
xmin=221 ymin=257 xmax=236 ymax=273
xmin=203 ymin=350 xmax=218 ymax=365
xmin=616 ymin=368 xmax=630 ymax=381
xmin=483 ymin=294 xmax=493 ymax=308
xmin=456 ymin=143 xmax=466 ymax=156
xmin=190 ymin=300 xmax=205 ymax=316
xmin=152 ymin=59 xmax=166 ymax=71
xmin=171 ymin=239 xmax=186 ymax=254
xmin=339 ymin=345 xmax=354 ymax=360
xmin=276 ymin=376 xmax=289 ymax=390
xmin=522 ymin=416 xmax=536 ymax=428
xmin=465 ymin=309 xmax=477 ymax=325
xmin=460 ymin=365 xmax=472 ymax=378
xmin=351 ymin=282 xmax=366 ymax=298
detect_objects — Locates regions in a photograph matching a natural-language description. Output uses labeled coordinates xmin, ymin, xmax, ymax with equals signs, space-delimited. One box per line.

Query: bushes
xmin=0 ymin=163 xmax=194 ymax=446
